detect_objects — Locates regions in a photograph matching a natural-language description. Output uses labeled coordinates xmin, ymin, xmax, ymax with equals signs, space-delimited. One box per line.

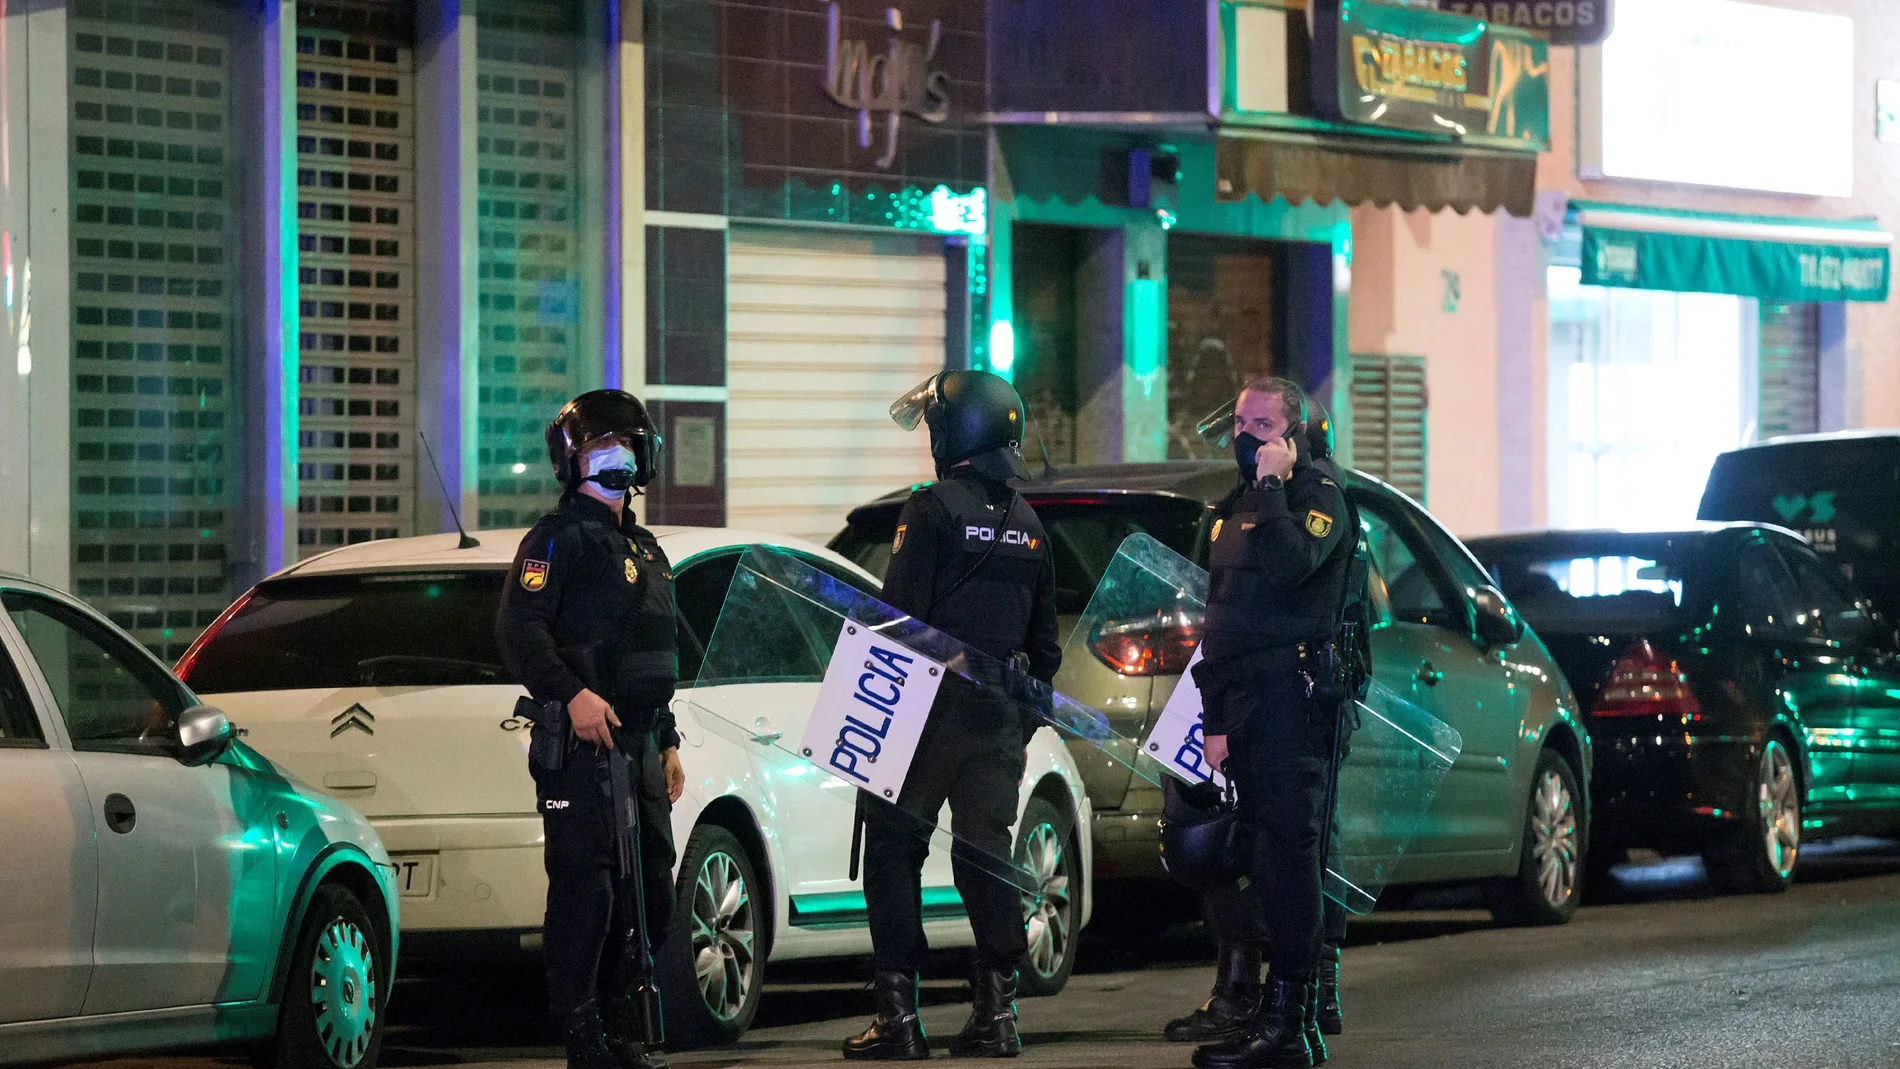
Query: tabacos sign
xmin=1435 ymin=0 xmax=1614 ymax=48
xmin=824 ymin=3 xmax=950 ymax=169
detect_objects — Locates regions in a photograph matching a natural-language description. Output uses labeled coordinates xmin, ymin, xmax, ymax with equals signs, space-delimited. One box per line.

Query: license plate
xmin=389 ymin=854 xmax=436 ymax=898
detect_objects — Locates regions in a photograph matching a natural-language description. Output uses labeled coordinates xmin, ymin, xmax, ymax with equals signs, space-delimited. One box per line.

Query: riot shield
xmin=1066 ymin=533 xmax=1463 ymax=915
xmin=682 ymin=544 xmax=1159 ymax=892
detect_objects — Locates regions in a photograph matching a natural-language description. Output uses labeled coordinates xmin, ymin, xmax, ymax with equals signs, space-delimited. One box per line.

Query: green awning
xmin=1573 ymin=201 xmax=1891 ymax=303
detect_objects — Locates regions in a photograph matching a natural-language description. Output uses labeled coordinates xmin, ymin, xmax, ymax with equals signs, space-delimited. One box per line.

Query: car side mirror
xmin=1472 ymin=585 xmax=1525 ymax=649
xmin=177 ymin=704 xmax=236 ymax=767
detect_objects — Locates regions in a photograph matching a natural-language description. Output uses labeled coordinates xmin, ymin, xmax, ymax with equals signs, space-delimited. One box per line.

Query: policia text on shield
xmin=496 ymin=390 xmax=687 ymax=1069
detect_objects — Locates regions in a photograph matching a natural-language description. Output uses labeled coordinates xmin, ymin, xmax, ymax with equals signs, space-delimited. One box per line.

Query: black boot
xmin=844 ymin=971 xmax=931 ymax=1061
xmin=604 ymin=994 xmax=669 ymax=1069
xmin=563 ymin=1001 xmax=622 ymax=1069
xmin=1316 ymin=945 xmax=1342 ymax=1037
xmin=1191 ymin=976 xmax=1313 ymax=1069
xmin=949 ymin=969 xmax=1022 ymax=1058
xmin=1304 ymin=986 xmax=1327 ymax=1066
xmin=1165 ymin=943 xmax=1261 ymax=1043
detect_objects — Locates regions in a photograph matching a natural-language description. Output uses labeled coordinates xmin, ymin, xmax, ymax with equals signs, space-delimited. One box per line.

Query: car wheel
xmin=1486 ymin=749 xmax=1583 ymax=926
xmin=259 ymin=883 xmax=386 ymax=1069
xmin=659 ymin=823 xmax=765 ymax=1048
xmin=1015 ymin=796 xmax=1079 ymax=997
xmin=1704 ymin=736 xmax=1800 ymax=895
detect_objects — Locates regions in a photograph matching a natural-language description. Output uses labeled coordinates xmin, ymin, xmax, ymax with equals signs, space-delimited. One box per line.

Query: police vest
xmin=1203 ymin=472 xmax=1352 ymax=652
xmin=920 ymin=477 xmax=1051 ymax=662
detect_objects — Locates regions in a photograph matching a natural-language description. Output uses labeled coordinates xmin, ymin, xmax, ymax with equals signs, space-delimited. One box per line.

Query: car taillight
xmin=1592 ymin=639 xmax=1702 ymax=718
xmin=1090 ymin=611 xmax=1202 ymax=677
xmin=173 ymin=586 xmax=255 ymax=684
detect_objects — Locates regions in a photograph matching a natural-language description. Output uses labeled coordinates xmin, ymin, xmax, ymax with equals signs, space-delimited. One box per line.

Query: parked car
xmin=1468 ymin=523 xmax=1900 ymax=894
xmin=0 ymin=573 xmax=396 ymax=1068
xmin=1699 ymin=431 xmax=1900 ymax=622
xmin=833 ymin=462 xmax=1593 ymax=925
xmin=175 ymin=527 xmax=1094 ymax=1047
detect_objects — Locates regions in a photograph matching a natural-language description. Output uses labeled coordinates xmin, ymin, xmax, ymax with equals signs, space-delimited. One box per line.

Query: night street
xmin=56 ymin=841 xmax=1900 ymax=1069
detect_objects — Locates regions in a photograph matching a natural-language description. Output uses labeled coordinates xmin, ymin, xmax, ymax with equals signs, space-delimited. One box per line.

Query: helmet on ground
xmin=544 ymin=389 xmax=663 ymax=492
xmin=889 ymin=370 xmax=1031 ymax=481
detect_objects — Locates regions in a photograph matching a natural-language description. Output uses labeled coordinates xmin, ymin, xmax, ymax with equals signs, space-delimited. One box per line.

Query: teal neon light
xmin=988 ymin=320 xmax=1016 ymax=378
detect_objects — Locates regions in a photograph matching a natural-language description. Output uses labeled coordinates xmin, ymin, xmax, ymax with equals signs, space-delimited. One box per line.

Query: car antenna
xmin=418 ymin=430 xmax=480 ymax=549
xmin=1030 ymin=415 xmax=1059 ymax=479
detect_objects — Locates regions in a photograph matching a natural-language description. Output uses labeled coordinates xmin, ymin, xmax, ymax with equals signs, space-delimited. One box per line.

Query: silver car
xmin=0 ymin=573 xmax=399 ymax=1068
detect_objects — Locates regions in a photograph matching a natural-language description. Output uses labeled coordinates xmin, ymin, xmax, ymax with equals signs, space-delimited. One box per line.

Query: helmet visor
xmin=889 ymin=374 xmax=941 ymax=431
xmin=1196 ymin=398 xmax=1239 ymax=450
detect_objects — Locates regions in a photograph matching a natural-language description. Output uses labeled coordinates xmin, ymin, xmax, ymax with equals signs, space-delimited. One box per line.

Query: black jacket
xmin=880 ymin=469 xmax=1062 ymax=683
xmin=496 ymin=493 xmax=682 ymax=751
xmin=1202 ymin=455 xmax=1352 ymax=666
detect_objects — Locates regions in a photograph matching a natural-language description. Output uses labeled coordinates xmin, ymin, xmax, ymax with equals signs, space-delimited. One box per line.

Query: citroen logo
xmin=330 ymin=703 xmax=376 ymax=739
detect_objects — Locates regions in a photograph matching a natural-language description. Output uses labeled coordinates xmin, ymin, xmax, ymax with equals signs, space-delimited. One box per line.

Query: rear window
xmin=833 ymin=495 xmax=1205 ymax=616
xmin=1473 ymin=545 xmax=1688 ymax=632
xmin=184 ymin=571 xmax=511 ymax=693
xmin=1700 ymin=442 xmax=1899 ymax=548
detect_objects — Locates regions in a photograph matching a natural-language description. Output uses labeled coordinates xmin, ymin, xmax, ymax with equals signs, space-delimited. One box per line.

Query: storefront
xmin=1542 ymin=0 xmax=1893 ymax=531
xmin=636 ymin=0 xmax=989 ymax=540
xmin=983 ymin=0 xmax=1549 ymax=497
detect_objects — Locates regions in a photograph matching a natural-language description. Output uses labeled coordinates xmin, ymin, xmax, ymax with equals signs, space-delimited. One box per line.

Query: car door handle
xmin=102 ymin=793 xmax=137 ymax=834
xmin=1416 ymin=662 xmax=1444 ymax=686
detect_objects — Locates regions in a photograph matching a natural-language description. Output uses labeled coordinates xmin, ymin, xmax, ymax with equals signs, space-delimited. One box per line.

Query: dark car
xmin=1467 ymin=524 xmax=1900 ymax=895
xmin=1699 ymin=432 xmax=1900 ymax=622
xmin=835 ymin=462 xmax=1595 ymax=925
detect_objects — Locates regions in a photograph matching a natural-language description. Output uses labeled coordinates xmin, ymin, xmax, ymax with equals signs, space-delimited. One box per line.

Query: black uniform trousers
xmin=1203 ymin=693 xmax=1352 ymax=952
xmin=1212 ymin=657 xmax=1331 ymax=982
xmin=537 ymin=731 xmax=677 ymax=1025
xmin=862 ymin=680 xmax=1029 ymax=975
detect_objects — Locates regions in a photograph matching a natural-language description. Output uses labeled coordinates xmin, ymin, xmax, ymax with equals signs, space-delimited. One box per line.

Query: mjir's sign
xmin=824 ymin=3 xmax=950 ymax=170
xmin=801 ymin=620 xmax=945 ymax=799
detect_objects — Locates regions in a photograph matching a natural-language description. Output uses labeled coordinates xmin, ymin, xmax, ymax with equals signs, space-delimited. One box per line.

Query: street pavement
xmin=55 ymin=839 xmax=1900 ymax=1069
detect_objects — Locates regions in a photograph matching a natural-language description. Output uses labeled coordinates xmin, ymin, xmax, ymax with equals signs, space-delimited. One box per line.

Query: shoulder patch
xmin=1210 ymin=518 xmax=1225 ymax=543
xmin=1304 ymin=510 xmax=1335 ymax=539
xmin=520 ymin=559 xmax=549 ymax=591
xmin=892 ymin=524 xmax=907 ymax=554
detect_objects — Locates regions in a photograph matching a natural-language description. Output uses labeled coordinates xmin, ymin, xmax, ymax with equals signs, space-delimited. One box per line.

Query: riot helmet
xmin=1305 ymin=399 xmax=1336 ymax=460
xmin=544 ymin=389 xmax=664 ymax=493
xmin=890 ymin=370 xmax=1031 ymax=481
xmin=1194 ymin=377 xmax=1309 ymax=450
xmin=1158 ymin=777 xmax=1246 ymax=893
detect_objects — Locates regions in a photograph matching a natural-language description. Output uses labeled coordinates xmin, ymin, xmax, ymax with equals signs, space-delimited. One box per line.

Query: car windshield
xmin=184 ymin=570 xmax=512 ymax=692
xmin=1472 ymin=543 xmax=1688 ymax=632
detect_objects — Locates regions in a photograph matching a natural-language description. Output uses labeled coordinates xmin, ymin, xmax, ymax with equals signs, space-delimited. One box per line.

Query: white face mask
xmin=584 ymin=443 xmax=636 ymax=478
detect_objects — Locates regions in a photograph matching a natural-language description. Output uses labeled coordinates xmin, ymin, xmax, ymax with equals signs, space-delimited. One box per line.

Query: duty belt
xmin=1192 ymin=641 xmax=1325 ymax=691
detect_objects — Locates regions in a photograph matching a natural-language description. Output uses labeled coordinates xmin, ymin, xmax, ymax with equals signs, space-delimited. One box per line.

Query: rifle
xmin=608 ymin=744 xmax=665 ymax=1048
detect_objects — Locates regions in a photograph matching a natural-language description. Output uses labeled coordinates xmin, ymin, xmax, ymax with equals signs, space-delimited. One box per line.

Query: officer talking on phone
xmin=1187 ymin=377 xmax=1354 ymax=1069
xmin=843 ymin=370 xmax=1062 ymax=1061
xmin=496 ymin=390 xmax=686 ymax=1069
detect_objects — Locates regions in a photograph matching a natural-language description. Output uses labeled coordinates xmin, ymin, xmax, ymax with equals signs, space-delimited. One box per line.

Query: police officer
xmin=497 ymin=390 xmax=685 ymax=1069
xmin=844 ymin=370 xmax=1062 ymax=1061
xmin=1188 ymin=377 xmax=1353 ymax=1069
xmin=1162 ymin=405 xmax=1355 ymax=1060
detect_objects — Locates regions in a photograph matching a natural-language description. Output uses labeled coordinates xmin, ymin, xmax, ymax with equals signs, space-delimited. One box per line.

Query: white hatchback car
xmin=177 ymin=526 xmax=1094 ymax=1047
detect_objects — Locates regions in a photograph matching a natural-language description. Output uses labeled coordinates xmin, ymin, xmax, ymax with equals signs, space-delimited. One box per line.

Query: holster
xmin=515 ymin=695 xmax=570 ymax=776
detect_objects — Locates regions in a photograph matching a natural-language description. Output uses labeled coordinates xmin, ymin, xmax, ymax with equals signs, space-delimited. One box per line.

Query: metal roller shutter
xmin=1758 ymin=302 xmax=1820 ymax=440
xmin=294 ymin=4 xmax=417 ymax=556
xmin=1350 ymin=352 xmax=1428 ymax=504
xmin=726 ymin=228 xmax=946 ymax=541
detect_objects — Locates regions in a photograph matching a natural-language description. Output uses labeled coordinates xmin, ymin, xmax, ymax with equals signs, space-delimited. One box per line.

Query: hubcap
xmin=691 ymin=850 xmax=755 ymax=1022
xmin=1018 ymin=821 xmax=1071 ymax=979
xmin=1529 ymin=769 xmax=1579 ymax=908
xmin=1759 ymin=740 xmax=1801 ymax=879
xmin=309 ymin=918 xmax=377 ymax=1068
